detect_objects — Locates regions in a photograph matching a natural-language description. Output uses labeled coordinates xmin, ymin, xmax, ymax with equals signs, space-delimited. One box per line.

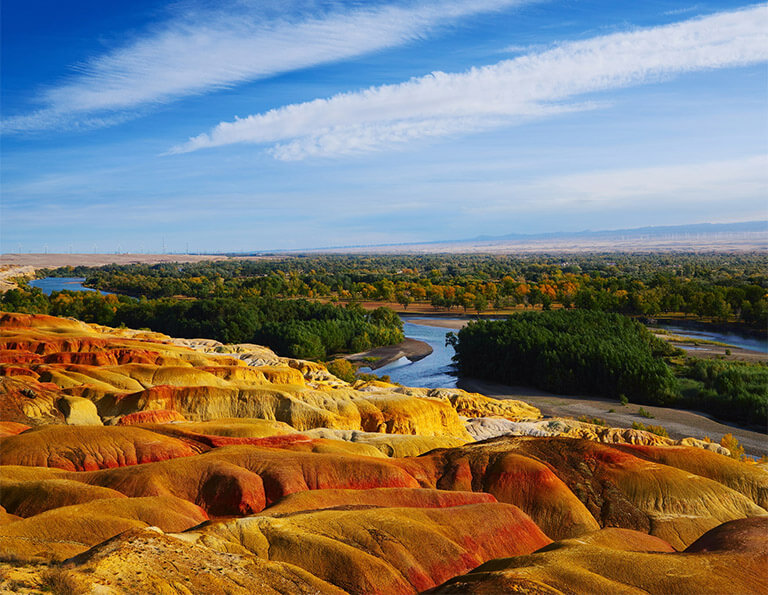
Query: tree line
xmin=44 ymin=252 xmax=767 ymax=329
xmin=450 ymin=310 xmax=766 ymax=426
xmin=0 ymin=287 xmax=403 ymax=361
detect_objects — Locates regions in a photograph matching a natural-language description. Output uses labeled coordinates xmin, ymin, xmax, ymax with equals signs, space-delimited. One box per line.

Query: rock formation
xmin=1 ymin=311 xmax=766 ymax=593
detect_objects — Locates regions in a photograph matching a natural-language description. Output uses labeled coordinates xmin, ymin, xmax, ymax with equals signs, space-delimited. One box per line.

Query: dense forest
xmin=0 ymin=288 xmax=403 ymax=361
xmin=43 ymin=252 xmax=768 ymax=329
xmin=451 ymin=310 xmax=767 ymax=426
xmin=4 ymin=253 xmax=766 ymax=424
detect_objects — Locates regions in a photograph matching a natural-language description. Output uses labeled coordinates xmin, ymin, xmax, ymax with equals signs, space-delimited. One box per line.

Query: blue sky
xmin=2 ymin=0 xmax=766 ymax=253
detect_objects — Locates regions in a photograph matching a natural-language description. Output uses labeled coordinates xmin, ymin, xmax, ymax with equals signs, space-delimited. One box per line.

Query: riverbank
xmin=346 ymin=338 xmax=433 ymax=370
xmin=0 ymin=265 xmax=35 ymax=293
xmin=654 ymin=333 xmax=768 ymax=362
xmin=459 ymin=377 xmax=768 ymax=457
xmin=408 ymin=317 xmax=767 ymax=362
xmin=407 ymin=318 xmax=469 ymax=330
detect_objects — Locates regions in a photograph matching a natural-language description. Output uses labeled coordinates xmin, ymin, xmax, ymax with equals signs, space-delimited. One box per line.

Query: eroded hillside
xmin=0 ymin=312 xmax=766 ymax=594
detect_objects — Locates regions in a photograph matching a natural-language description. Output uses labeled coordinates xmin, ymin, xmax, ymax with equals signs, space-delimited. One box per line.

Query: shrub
xmin=720 ymin=433 xmax=746 ymax=461
xmin=39 ymin=567 xmax=85 ymax=595
xmin=631 ymin=421 xmax=669 ymax=438
xmin=326 ymin=358 xmax=356 ymax=383
xmin=578 ymin=416 xmax=607 ymax=426
xmin=638 ymin=407 xmax=654 ymax=419
xmin=678 ymin=359 xmax=767 ymax=425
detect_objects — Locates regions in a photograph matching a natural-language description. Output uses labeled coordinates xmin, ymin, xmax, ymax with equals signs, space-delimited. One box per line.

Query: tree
xmin=474 ymin=294 xmax=488 ymax=314
xmin=395 ymin=291 xmax=413 ymax=310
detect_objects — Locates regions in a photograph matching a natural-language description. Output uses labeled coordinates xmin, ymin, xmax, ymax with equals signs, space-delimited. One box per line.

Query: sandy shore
xmin=459 ymin=377 xmax=768 ymax=457
xmin=657 ymin=336 xmax=767 ymax=362
xmin=407 ymin=318 xmax=471 ymax=330
xmin=346 ymin=338 xmax=433 ymax=370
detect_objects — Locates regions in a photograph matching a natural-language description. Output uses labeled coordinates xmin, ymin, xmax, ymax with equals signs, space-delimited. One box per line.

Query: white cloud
xmin=476 ymin=154 xmax=768 ymax=212
xmin=3 ymin=0 xmax=530 ymax=132
xmin=170 ymin=4 xmax=768 ymax=159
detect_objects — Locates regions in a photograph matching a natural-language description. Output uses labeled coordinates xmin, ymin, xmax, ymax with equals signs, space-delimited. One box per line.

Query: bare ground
xmin=459 ymin=377 xmax=768 ymax=457
xmin=0 ymin=253 xmax=232 ymax=268
xmin=346 ymin=338 xmax=433 ymax=370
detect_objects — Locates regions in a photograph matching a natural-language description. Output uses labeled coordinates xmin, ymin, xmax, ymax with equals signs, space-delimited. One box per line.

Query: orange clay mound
xmin=0 ymin=425 xmax=201 ymax=470
xmin=261 ymin=487 xmax=497 ymax=516
xmin=1 ymin=312 xmax=534 ymax=438
xmin=0 ymin=477 xmax=126 ymax=517
xmin=0 ymin=505 xmax=20 ymax=526
xmin=2 ymin=312 xmax=766 ymax=592
xmin=73 ymin=445 xmax=419 ymax=515
xmin=302 ymin=428 xmax=469 ymax=457
xmin=137 ymin=417 xmax=296 ymax=437
xmin=0 ymin=495 xmax=207 ymax=562
xmin=685 ymin=516 xmax=768 ymax=553
xmin=432 ymin=524 xmax=768 ymax=594
xmin=55 ymin=527 xmax=345 ymax=595
xmin=0 ymin=420 xmax=29 ymax=437
xmin=614 ymin=443 xmax=768 ymax=510
xmin=396 ymin=439 xmax=600 ymax=540
xmin=496 ymin=436 xmax=767 ymax=549
xmin=0 ymin=376 xmax=65 ymax=425
xmin=184 ymin=502 xmax=550 ymax=594
xmin=116 ymin=409 xmax=186 ymax=424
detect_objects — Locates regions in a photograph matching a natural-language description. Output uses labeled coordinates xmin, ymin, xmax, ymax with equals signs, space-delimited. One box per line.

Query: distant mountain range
xmin=468 ymin=221 xmax=768 ymax=243
xmin=229 ymin=221 xmax=767 ymax=255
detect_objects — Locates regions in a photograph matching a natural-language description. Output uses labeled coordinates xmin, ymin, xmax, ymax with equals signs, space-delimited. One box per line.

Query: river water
xmin=360 ymin=319 xmax=461 ymax=388
xmin=655 ymin=324 xmax=767 ymax=353
xmin=370 ymin=316 xmax=767 ymax=388
xmin=26 ymin=278 xmax=766 ymax=378
xmin=29 ymin=277 xmax=113 ymax=296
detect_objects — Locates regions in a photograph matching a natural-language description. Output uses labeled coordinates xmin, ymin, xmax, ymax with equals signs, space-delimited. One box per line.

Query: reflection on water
xmin=366 ymin=317 xmax=768 ymax=390
xmin=657 ymin=324 xmax=767 ymax=353
xmin=29 ymin=277 xmax=113 ymax=296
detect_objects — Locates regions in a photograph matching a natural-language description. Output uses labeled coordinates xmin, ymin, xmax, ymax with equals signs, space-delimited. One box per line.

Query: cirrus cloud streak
xmin=3 ymin=0 xmax=531 ymax=133
xmin=170 ymin=4 xmax=768 ymax=159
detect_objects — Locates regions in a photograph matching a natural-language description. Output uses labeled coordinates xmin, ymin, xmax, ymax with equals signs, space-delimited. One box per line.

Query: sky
xmin=1 ymin=0 xmax=767 ymax=253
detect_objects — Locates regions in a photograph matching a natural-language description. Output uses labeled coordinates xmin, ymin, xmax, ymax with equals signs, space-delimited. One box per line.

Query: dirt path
xmin=459 ymin=378 xmax=768 ymax=457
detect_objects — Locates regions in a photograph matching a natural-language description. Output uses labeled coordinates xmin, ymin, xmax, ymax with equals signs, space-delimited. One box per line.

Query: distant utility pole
xmin=162 ymin=237 xmax=166 ymax=254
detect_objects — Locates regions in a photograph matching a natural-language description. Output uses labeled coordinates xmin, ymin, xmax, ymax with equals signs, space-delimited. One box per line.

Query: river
xmin=360 ymin=318 xmax=461 ymax=388
xmin=655 ymin=324 xmax=767 ymax=353
xmin=366 ymin=315 xmax=766 ymax=389
xmin=29 ymin=277 xmax=113 ymax=296
xmin=26 ymin=277 xmax=766 ymax=371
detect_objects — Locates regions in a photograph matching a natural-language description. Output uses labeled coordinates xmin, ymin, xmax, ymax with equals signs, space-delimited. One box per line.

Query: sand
xmin=459 ymin=378 xmax=768 ymax=457
xmin=346 ymin=338 xmax=434 ymax=369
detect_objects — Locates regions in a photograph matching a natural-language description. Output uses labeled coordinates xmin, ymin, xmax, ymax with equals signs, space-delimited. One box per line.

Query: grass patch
xmin=39 ymin=567 xmax=86 ymax=595
xmin=578 ymin=415 xmax=608 ymax=426
xmin=632 ymin=421 xmax=669 ymax=438
xmin=637 ymin=407 xmax=654 ymax=419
